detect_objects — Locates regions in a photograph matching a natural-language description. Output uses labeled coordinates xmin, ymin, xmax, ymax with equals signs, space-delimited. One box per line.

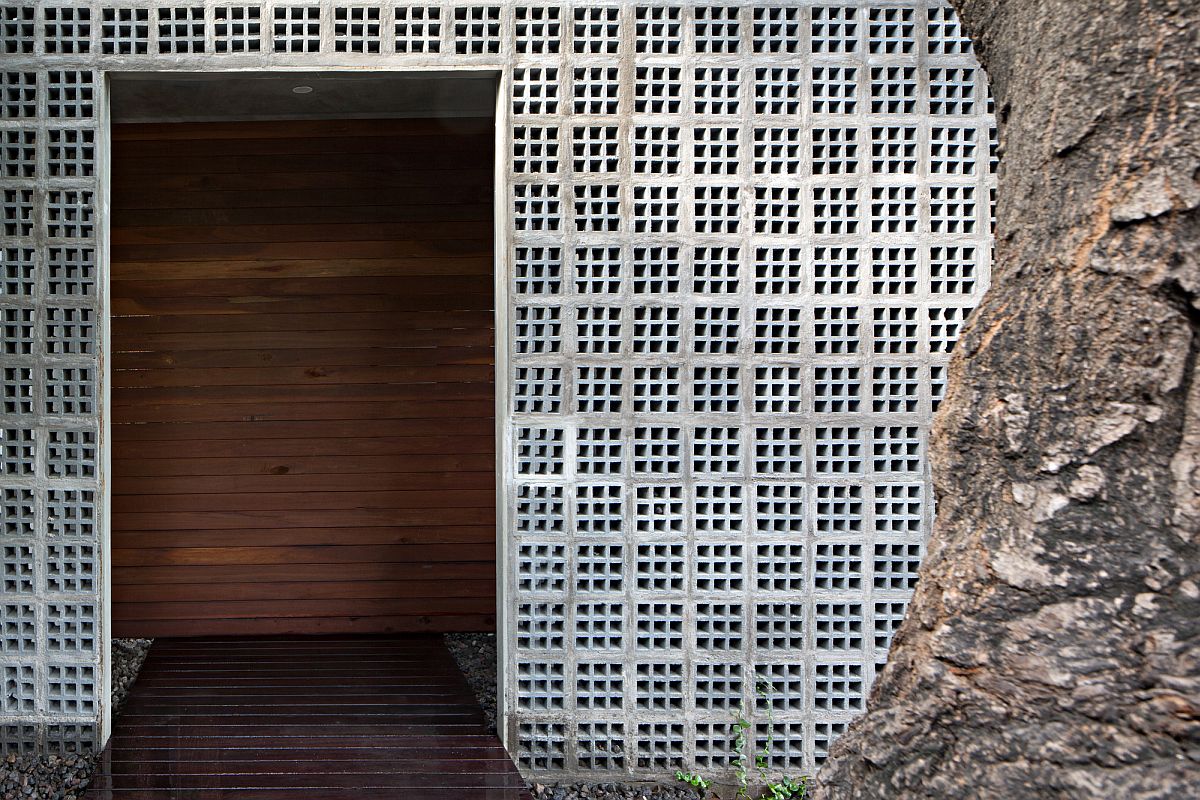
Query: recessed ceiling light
xmin=292 ymin=85 xmax=313 ymax=94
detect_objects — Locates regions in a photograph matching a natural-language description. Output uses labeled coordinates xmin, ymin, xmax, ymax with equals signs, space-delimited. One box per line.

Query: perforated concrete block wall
xmin=0 ymin=0 xmax=994 ymax=778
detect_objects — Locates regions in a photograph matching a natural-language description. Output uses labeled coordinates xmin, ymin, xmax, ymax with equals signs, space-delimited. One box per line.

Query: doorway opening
xmin=106 ymin=71 xmax=501 ymax=638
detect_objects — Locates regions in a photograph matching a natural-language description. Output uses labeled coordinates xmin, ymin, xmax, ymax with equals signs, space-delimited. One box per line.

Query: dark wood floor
xmin=84 ymin=636 xmax=531 ymax=799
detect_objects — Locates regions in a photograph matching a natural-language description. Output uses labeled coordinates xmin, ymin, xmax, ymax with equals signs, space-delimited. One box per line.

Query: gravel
xmin=530 ymin=783 xmax=703 ymax=800
xmin=444 ymin=632 xmax=708 ymax=800
xmin=1 ymin=639 xmax=152 ymax=800
xmin=444 ymin=631 xmax=499 ymax=734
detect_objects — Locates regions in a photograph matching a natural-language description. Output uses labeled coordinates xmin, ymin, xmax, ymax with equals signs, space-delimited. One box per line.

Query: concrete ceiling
xmin=110 ymin=71 xmax=497 ymax=123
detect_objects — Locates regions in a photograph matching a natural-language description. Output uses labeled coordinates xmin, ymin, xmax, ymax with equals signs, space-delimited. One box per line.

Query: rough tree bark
xmin=814 ymin=1 xmax=1200 ymax=797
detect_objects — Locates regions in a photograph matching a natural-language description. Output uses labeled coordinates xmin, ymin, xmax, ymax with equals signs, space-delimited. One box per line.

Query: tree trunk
xmin=813 ymin=1 xmax=1200 ymax=797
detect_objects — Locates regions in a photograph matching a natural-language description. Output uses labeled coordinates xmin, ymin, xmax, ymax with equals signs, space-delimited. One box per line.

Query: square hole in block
xmin=517 ymin=661 xmax=565 ymax=711
xmin=46 ymin=603 xmax=95 ymax=654
xmin=811 ymin=66 xmax=858 ymax=114
xmin=573 ymin=184 xmax=621 ymax=232
xmin=693 ymin=246 xmax=739 ymax=295
xmin=576 ymin=661 xmax=623 ymax=710
xmin=635 ymin=602 xmax=683 ymax=650
xmin=46 ymin=190 xmax=94 ymax=238
xmin=812 ymin=5 xmax=858 ymax=53
xmin=45 ymin=489 xmax=95 ymax=539
xmin=213 ymin=6 xmax=260 ymax=53
xmin=516 ymin=484 xmax=565 ymax=536
xmin=695 ymin=484 xmax=743 ymax=534
xmin=696 ymin=602 xmax=744 ymax=651
xmin=695 ymin=67 xmax=741 ymax=116
xmin=632 ymin=185 xmax=680 ymax=234
xmin=814 ymin=426 xmax=863 ymax=475
xmin=755 ymin=602 xmax=803 ymax=650
xmin=2 ymin=543 xmax=34 ymax=594
xmin=272 ymin=5 xmax=320 ymax=53
xmin=394 ymin=6 xmax=441 ymax=53
xmin=157 ymin=7 xmax=206 ymax=54
xmin=575 ymin=601 xmax=624 ymax=650
xmin=756 ymin=543 xmax=804 ymax=593
xmin=753 ymin=427 xmax=804 ymax=476
xmin=695 ymin=662 xmax=743 ymax=711
xmin=874 ymin=483 xmax=922 ymax=536
xmin=514 ymin=245 xmax=562 ymax=295
xmin=634 ymin=5 xmax=680 ymax=54
xmin=574 ymin=246 xmax=622 ymax=295
xmin=871 ymin=125 xmax=918 ymax=174
xmin=694 ymin=542 xmax=744 ymax=593
xmin=577 ymin=721 xmax=626 ymax=770
xmin=635 ymin=662 xmax=684 ymax=710
xmin=632 ymin=246 xmax=680 ymax=294
xmin=874 ymin=601 xmax=909 ymax=650
xmin=753 ymin=6 xmax=800 ymax=54
xmin=573 ymin=6 xmax=619 ymax=54
xmin=514 ymin=366 xmax=562 ymax=414
xmin=1 ymin=488 xmax=35 ymax=538
xmin=576 ymin=483 xmax=622 ymax=535
xmin=335 ymin=5 xmax=381 ymax=53
xmin=632 ymin=306 xmax=681 ymax=355
xmin=812 ymin=186 xmax=859 ymax=235
xmin=871 ymin=245 xmax=918 ymax=295
xmin=516 ymin=427 xmax=564 ymax=476
xmin=634 ymin=66 xmax=681 ymax=114
xmin=695 ymin=6 xmax=739 ymax=54
xmin=633 ymin=484 xmax=685 ymax=537
xmin=514 ymin=6 xmax=559 ymax=54
xmin=517 ymin=542 xmax=567 ymax=593
xmin=754 ymin=67 xmax=801 ymax=115
xmin=632 ymin=366 xmax=680 ymax=413
xmin=0 ymin=6 xmax=35 ymax=54
xmin=814 ymin=662 xmax=864 ymax=711
xmin=574 ymin=66 xmax=620 ymax=114
xmin=576 ymin=366 xmax=623 ymax=414
xmin=754 ymin=484 xmax=804 ymax=536
xmin=512 ymin=67 xmax=559 ymax=115
xmin=516 ymin=602 xmax=565 ymax=650
xmin=868 ymin=6 xmax=915 ymax=54
xmin=517 ymin=722 xmax=566 ymax=771
xmin=514 ymin=125 xmax=560 ymax=174
xmin=815 ymin=603 xmax=865 ymax=653
xmin=693 ymin=426 xmax=742 ymax=475
xmin=815 ymin=484 xmax=863 ymax=536
xmin=635 ymin=723 xmax=684 ymax=770
xmin=929 ymin=68 xmax=978 ymax=115
xmin=576 ymin=542 xmax=624 ymax=593
xmin=514 ymin=305 xmax=561 ymax=355
xmin=1 ymin=247 xmax=35 ymax=298
xmin=635 ymin=542 xmax=685 ymax=592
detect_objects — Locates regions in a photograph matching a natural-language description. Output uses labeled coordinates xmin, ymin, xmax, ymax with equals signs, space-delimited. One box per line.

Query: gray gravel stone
xmin=0 ymin=639 xmax=151 ymax=800
xmin=530 ymin=783 xmax=703 ymax=800
xmin=444 ymin=631 xmax=499 ymax=734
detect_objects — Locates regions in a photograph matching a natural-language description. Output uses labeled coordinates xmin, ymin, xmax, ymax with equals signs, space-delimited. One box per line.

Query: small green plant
xmin=676 ymin=770 xmax=712 ymax=792
xmin=731 ymin=701 xmax=752 ymax=798
xmin=676 ymin=681 xmax=811 ymax=800
xmin=759 ymin=776 xmax=808 ymax=800
xmin=743 ymin=679 xmax=809 ymax=800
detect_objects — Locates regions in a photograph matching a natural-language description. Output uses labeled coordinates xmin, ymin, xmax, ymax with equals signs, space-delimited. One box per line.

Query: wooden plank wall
xmin=109 ymin=118 xmax=496 ymax=637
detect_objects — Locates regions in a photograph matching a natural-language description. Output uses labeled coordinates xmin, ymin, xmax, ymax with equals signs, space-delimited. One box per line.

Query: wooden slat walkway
xmin=84 ymin=636 xmax=531 ymax=799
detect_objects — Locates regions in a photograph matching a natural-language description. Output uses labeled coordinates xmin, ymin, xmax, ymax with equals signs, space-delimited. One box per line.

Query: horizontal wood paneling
xmin=83 ymin=636 xmax=532 ymax=799
xmin=111 ymin=118 xmax=496 ymax=636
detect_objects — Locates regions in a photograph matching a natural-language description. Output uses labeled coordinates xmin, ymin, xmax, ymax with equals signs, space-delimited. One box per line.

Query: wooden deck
xmin=84 ymin=636 xmax=531 ymax=799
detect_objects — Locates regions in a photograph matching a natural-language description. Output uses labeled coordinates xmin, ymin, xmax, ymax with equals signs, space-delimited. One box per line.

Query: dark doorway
xmin=108 ymin=97 xmax=496 ymax=636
